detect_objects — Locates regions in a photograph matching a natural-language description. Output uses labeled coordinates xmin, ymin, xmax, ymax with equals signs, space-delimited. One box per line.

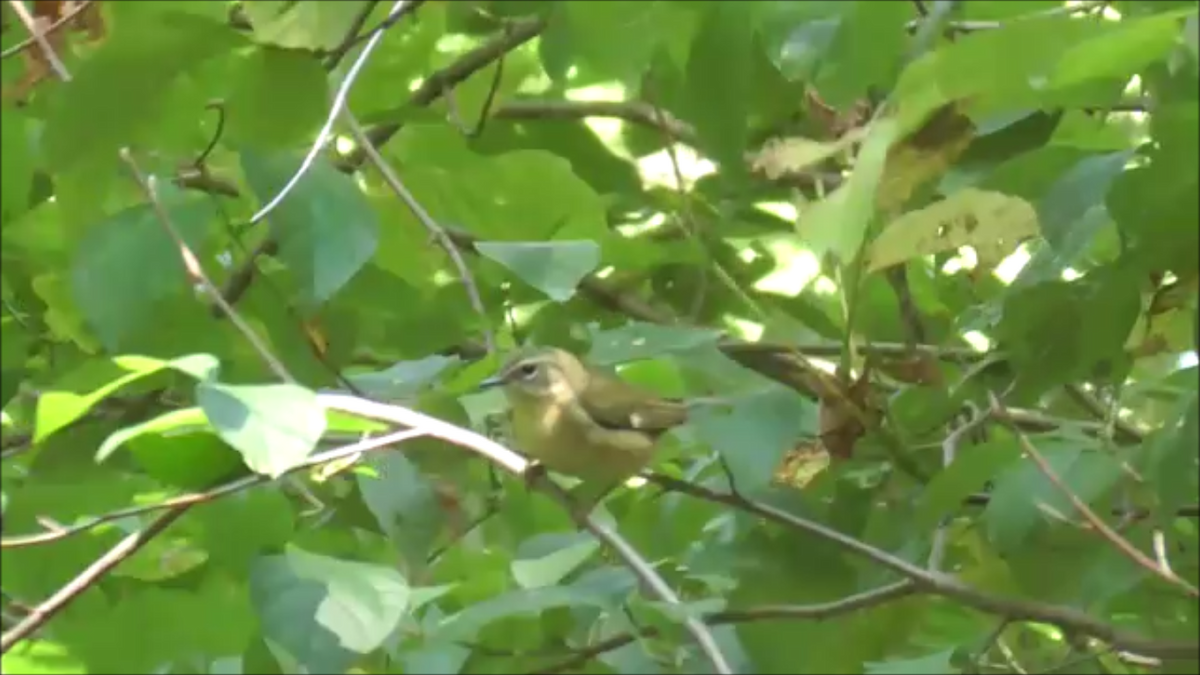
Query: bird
xmin=479 ymin=346 xmax=689 ymax=507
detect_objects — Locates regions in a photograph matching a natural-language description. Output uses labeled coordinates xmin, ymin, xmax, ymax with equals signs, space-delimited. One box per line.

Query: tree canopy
xmin=1 ymin=1 xmax=1198 ymax=674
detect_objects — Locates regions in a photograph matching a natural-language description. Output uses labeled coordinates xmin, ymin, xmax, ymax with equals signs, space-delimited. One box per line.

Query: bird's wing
xmin=577 ymin=374 xmax=688 ymax=435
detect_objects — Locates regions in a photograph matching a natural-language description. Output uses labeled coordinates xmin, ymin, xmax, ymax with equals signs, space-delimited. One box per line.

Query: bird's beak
xmin=478 ymin=374 xmax=505 ymax=390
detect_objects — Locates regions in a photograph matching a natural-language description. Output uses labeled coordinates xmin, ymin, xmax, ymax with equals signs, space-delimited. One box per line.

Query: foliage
xmin=1 ymin=1 xmax=1198 ymax=674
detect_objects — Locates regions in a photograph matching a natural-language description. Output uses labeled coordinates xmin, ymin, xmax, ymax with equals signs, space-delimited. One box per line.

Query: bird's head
xmin=478 ymin=346 xmax=588 ymax=405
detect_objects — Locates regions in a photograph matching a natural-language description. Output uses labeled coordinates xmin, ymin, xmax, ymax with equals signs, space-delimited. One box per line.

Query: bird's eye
xmin=517 ymin=362 xmax=539 ymax=379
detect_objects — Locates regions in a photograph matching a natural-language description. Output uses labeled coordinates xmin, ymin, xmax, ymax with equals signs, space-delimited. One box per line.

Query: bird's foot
xmin=523 ymin=460 xmax=547 ymax=490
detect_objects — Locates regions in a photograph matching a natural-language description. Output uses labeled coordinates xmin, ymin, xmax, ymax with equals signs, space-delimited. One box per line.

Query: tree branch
xmin=530 ymin=581 xmax=918 ymax=674
xmin=643 ymin=473 xmax=1200 ymax=660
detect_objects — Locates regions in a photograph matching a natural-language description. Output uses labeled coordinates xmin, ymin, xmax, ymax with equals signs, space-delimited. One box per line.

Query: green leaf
xmin=42 ymin=9 xmax=241 ymax=172
xmin=997 ymin=264 xmax=1142 ymax=398
xmin=197 ymin=382 xmax=327 ymax=478
xmin=1 ymin=641 xmax=88 ymax=675
xmin=0 ymin=110 xmax=33 ymax=223
xmin=1143 ymin=379 xmax=1199 ymax=520
xmin=225 ymin=47 xmax=330 ymax=148
xmin=682 ymin=2 xmax=755 ymax=167
xmin=96 ymin=406 xmax=211 ymax=462
xmin=550 ymin=2 xmax=669 ymax=85
xmin=689 ymin=387 xmax=817 ymax=496
xmin=241 ymin=1 xmax=372 ymax=51
xmin=345 ymin=355 xmax=461 ymax=401
xmin=1037 ymin=151 xmax=1131 ymax=253
xmin=357 ymin=451 xmax=445 ymax=571
xmin=1049 ymin=9 xmax=1194 ymax=90
xmin=511 ymin=532 xmax=600 ymax=589
xmin=71 ymin=189 xmax=217 ymax=351
xmin=912 ymin=436 xmax=1022 ymax=532
xmin=196 ymin=490 xmax=296 ymax=574
xmin=241 ymin=151 xmax=380 ymax=310
xmin=433 ymin=584 xmax=613 ymax=642
xmin=984 ymin=437 xmax=1124 ymax=553
xmin=586 ymin=322 xmax=723 ymax=365
xmin=475 ymin=240 xmax=601 ymax=302
xmin=35 ymin=353 xmax=219 ymax=443
xmin=800 ymin=119 xmax=900 ymax=263
xmin=250 ymin=546 xmax=410 ymax=673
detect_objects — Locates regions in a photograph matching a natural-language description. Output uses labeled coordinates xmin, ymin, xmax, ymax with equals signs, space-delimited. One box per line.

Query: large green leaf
xmin=511 ymin=532 xmax=600 ymax=589
xmin=682 ymin=2 xmax=755 ymax=168
xmin=250 ymin=546 xmax=411 ymax=673
xmin=42 ymin=8 xmax=241 ymax=172
xmin=70 ymin=189 xmax=217 ymax=352
xmin=0 ymin=109 xmax=33 ymax=223
xmin=225 ymin=47 xmax=329 ymax=149
xmin=196 ymin=382 xmax=327 ymax=478
xmin=357 ymin=451 xmax=446 ymax=571
xmin=241 ymin=151 xmax=380 ymax=310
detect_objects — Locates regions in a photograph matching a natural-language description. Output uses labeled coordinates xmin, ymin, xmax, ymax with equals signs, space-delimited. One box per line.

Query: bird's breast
xmin=510 ymin=400 xmax=656 ymax=482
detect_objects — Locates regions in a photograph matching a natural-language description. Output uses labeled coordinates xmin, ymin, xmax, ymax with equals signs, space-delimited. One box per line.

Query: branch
xmin=988 ymin=393 xmax=1200 ymax=599
xmin=2 ymin=429 xmax=425 ymax=549
xmin=345 ymin=15 xmax=547 ymax=168
xmin=530 ymin=581 xmax=918 ymax=674
xmin=643 ymin=473 xmax=1200 ymax=659
xmin=5 ymin=0 xmax=71 ymax=80
xmin=343 ymin=110 xmax=495 ymax=354
xmin=0 ymin=503 xmax=192 ymax=653
xmin=118 ymin=149 xmax=296 ymax=384
xmin=494 ymin=99 xmax=698 ymax=146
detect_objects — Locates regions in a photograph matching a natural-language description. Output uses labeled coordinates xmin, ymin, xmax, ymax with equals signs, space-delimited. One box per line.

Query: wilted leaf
xmin=866 ymin=189 xmax=1040 ymax=273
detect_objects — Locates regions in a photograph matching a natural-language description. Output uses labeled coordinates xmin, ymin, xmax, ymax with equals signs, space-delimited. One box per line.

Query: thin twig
xmin=245 ymin=0 xmax=411 ymax=228
xmin=343 ymin=110 xmax=495 ymax=354
xmin=349 ymin=15 xmax=547 ymax=166
xmin=118 ymin=149 xmax=295 ymax=384
xmin=989 ymin=393 xmax=1200 ymax=599
xmin=5 ymin=0 xmax=71 ymax=80
xmin=2 ymin=429 xmax=425 ymax=549
xmin=530 ymin=581 xmax=917 ymax=674
xmin=642 ymin=472 xmax=1200 ymax=659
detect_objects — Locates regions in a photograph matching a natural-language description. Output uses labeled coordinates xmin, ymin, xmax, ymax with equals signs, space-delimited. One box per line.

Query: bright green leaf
xmin=345 ymin=355 xmax=461 ymax=401
xmin=35 ymin=353 xmax=218 ymax=443
xmin=96 ymin=406 xmax=211 ymax=462
xmin=587 ymin=322 xmax=723 ymax=365
xmin=197 ymin=382 xmax=327 ymax=478
xmin=1050 ymin=10 xmax=1194 ymax=90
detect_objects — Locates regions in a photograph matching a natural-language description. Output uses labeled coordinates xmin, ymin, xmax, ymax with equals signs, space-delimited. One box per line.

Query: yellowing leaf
xmin=866 ymin=189 xmax=1040 ymax=273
